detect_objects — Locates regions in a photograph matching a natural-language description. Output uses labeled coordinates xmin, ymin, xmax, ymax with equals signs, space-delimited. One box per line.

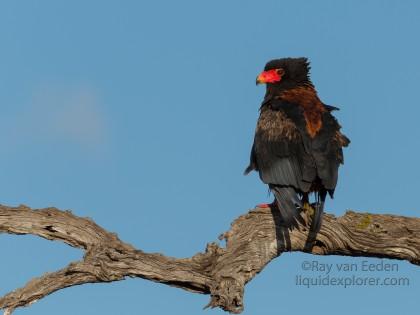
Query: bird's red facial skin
xmin=257 ymin=69 xmax=283 ymax=84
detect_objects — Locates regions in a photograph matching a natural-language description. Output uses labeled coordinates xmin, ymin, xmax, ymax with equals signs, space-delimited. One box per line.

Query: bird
xmin=245 ymin=57 xmax=349 ymax=248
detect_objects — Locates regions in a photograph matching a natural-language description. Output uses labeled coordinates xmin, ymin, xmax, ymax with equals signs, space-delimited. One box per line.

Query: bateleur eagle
xmin=245 ymin=57 xmax=350 ymax=247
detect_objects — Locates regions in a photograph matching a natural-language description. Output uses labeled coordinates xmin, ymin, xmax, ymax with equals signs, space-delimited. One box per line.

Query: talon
xmin=302 ymin=202 xmax=315 ymax=216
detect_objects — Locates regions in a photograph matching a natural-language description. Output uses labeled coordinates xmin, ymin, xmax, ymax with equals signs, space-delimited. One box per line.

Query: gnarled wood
xmin=0 ymin=204 xmax=419 ymax=314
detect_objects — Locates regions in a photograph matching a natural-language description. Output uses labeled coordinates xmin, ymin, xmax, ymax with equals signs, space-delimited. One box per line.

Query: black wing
xmin=245 ymin=101 xmax=316 ymax=193
xmin=311 ymin=109 xmax=349 ymax=192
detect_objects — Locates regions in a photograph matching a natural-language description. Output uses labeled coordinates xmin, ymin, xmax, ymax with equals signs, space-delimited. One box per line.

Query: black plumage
xmin=245 ymin=57 xmax=349 ymax=248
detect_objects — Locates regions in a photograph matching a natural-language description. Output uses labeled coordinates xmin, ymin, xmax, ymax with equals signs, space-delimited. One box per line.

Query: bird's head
xmin=256 ymin=57 xmax=312 ymax=91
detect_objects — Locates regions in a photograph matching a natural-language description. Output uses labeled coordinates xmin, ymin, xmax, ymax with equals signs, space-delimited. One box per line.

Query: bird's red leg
xmin=257 ymin=203 xmax=270 ymax=208
xmin=256 ymin=200 xmax=276 ymax=208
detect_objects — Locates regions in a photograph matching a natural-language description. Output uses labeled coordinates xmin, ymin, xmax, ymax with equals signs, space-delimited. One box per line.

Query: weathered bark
xmin=0 ymin=204 xmax=419 ymax=314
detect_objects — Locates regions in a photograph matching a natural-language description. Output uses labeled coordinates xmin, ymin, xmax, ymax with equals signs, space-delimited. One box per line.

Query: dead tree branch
xmin=0 ymin=204 xmax=419 ymax=314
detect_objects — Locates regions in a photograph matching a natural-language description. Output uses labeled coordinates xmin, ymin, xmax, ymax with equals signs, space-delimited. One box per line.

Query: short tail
xmin=304 ymin=190 xmax=327 ymax=251
xmin=270 ymin=185 xmax=302 ymax=227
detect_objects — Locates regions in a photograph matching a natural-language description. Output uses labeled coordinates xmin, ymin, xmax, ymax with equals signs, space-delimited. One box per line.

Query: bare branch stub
xmin=0 ymin=204 xmax=419 ymax=314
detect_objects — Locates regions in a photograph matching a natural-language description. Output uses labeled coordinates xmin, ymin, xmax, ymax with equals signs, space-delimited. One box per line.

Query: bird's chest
xmin=256 ymin=104 xmax=330 ymax=157
xmin=259 ymin=100 xmax=325 ymax=140
xmin=256 ymin=108 xmax=299 ymax=142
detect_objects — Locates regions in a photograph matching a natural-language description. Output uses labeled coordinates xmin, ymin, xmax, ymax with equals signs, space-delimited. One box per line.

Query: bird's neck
xmin=266 ymin=85 xmax=326 ymax=138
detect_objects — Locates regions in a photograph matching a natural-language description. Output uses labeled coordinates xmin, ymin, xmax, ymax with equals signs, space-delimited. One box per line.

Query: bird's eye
xmin=276 ymin=68 xmax=285 ymax=76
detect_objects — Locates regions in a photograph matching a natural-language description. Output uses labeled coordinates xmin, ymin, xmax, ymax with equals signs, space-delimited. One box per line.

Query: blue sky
xmin=0 ymin=1 xmax=419 ymax=314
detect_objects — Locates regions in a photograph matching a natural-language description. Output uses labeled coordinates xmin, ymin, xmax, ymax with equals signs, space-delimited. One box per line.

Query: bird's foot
xmin=302 ymin=202 xmax=315 ymax=216
xmin=256 ymin=203 xmax=272 ymax=209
